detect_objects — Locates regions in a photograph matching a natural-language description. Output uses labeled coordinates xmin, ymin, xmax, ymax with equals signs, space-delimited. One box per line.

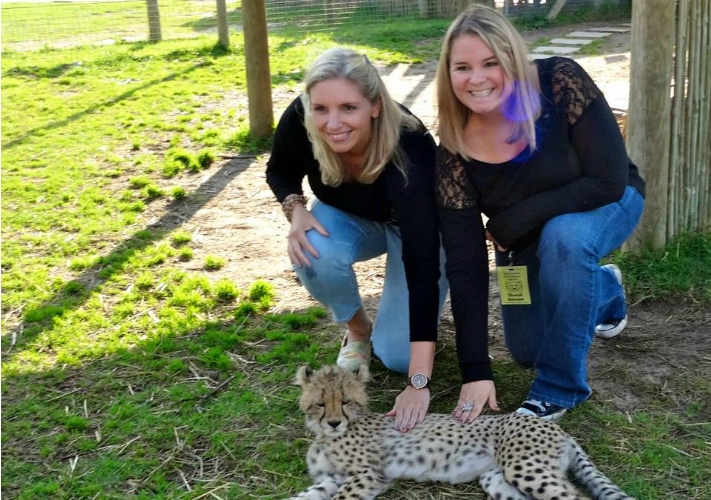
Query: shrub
xmin=248 ymin=280 xmax=275 ymax=302
xmin=197 ymin=149 xmax=215 ymax=169
xmin=162 ymin=159 xmax=182 ymax=178
xmin=143 ymin=184 xmax=165 ymax=200
xmin=204 ymin=255 xmax=225 ymax=270
xmin=136 ymin=271 xmax=155 ymax=290
xmin=167 ymin=147 xmax=196 ymax=169
xmin=235 ymin=301 xmax=258 ymax=318
xmin=214 ymin=279 xmax=240 ymax=302
xmin=171 ymin=187 xmax=186 ymax=199
xmin=170 ymin=230 xmax=192 ymax=246
xmin=178 ymin=247 xmax=193 ymax=261
xmin=223 ymin=124 xmax=273 ymax=153
xmin=129 ymin=176 xmax=151 ymax=189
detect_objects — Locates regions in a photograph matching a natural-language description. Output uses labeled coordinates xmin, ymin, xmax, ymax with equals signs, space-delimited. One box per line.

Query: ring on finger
xmin=461 ymin=402 xmax=474 ymax=412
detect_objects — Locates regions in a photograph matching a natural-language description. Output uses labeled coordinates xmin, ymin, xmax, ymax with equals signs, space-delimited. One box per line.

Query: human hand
xmin=485 ymin=229 xmax=507 ymax=252
xmin=287 ymin=204 xmax=329 ymax=267
xmin=385 ymin=386 xmax=430 ymax=433
xmin=452 ymin=380 xmax=498 ymax=424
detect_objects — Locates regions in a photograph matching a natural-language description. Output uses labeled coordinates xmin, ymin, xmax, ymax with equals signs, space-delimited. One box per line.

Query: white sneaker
xmin=596 ymin=264 xmax=627 ymax=338
xmin=596 ymin=316 xmax=628 ymax=338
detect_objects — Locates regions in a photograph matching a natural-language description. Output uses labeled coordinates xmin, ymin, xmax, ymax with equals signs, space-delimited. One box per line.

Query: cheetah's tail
xmin=568 ymin=442 xmax=635 ymax=500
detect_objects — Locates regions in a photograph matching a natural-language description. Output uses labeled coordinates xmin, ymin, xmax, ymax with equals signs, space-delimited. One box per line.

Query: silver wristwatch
xmin=409 ymin=373 xmax=430 ymax=389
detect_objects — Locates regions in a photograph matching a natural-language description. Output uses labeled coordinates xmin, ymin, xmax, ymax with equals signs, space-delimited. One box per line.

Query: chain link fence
xmin=1 ymin=0 xmax=628 ymax=51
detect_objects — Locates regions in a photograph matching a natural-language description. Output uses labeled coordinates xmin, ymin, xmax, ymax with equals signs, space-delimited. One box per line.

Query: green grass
xmin=1 ymin=0 xmax=243 ymax=49
xmin=512 ymin=0 xmax=632 ymax=31
xmin=4 ymin=299 xmax=706 ymax=499
xmin=610 ymin=231 xmax=711 ymax=304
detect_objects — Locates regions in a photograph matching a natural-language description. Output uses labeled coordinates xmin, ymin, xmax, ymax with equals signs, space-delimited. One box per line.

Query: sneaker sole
xmin=596 ymin=315 xmax=628 ymax=338
xmin=515 ymin=407 xmax=567 ymax=421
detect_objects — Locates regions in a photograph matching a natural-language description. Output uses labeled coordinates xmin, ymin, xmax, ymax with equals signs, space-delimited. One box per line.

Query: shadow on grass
xmin=3 ymin=56 xmax=221 ymax=150
xmin=0 ymin=294 xmax=535 ymax=498
xmin=0 ymin=304 xmax=337 ymax=498
xmin=3 ymin=157 xmax=254 ymax=359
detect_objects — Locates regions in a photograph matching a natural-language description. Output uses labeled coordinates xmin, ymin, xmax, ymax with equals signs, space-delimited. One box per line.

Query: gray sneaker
xmin=596 ymin=264 xmax=627 ymax=339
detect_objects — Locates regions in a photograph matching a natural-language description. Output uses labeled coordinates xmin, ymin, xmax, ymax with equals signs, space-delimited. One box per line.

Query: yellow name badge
xmin=497 ymin=266 xmax=532 ymax=305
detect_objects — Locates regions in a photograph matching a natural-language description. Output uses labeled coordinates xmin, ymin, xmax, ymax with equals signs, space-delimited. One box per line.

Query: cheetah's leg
xmin=568 ymin=442 xmax=635 ymax=500
xmin=332 ymin=470 xmax=393 ymax=500
xmin=502 ymin=463 xmax=591 ymax=500
xmin=284 ymin=475 xmax=341 ymax=500
xmin=478 ymin=468 xmax=528 ymax=500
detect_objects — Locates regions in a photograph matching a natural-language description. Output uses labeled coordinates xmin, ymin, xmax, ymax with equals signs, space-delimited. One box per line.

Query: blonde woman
xmin=266 ymin=48 xmax=448 ymax=431
xmin=435 ymin=6 xmax=645 ymax=423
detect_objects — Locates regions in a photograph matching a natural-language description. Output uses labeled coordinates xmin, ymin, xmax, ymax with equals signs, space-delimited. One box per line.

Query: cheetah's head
xmin=294 ymin=365 xmax=369 ymax=437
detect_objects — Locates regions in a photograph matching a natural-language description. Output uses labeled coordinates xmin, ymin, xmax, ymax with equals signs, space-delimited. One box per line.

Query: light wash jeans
xmin=295 ymin=200 xmax=449 ymax=373
xmin=494 ymin=185 xmax=644 ymax=408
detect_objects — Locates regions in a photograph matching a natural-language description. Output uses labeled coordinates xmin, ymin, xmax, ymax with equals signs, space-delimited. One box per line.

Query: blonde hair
xmin=302 ymin=47 xmax=417 ymax=186
xmin=436 ymin=4 xmax=541 ymax=157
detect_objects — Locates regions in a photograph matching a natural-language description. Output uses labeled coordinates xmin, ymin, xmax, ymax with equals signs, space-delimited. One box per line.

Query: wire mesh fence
xmin=1 ymin=0 xmax=628 ymax=52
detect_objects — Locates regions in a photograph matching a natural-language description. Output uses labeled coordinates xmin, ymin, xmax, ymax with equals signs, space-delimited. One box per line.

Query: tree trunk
xmin=216 ymin=0 xmax=229 ymax=48
xmin=546 ymin=0 xmax=567 ymax=20
xmin=242 ymin=0 xmax=274 ymax=139
xmin=146 ymin=0 xmax=162 ymax=42
xmin=626 ymin=0 xmax=677 ymax=250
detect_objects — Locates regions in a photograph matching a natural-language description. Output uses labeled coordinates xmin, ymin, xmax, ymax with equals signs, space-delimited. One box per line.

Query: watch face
xmin=411 ymin=373 xmax=428 ymax=389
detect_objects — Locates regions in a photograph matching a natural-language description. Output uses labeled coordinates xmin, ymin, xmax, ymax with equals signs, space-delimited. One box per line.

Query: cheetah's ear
xmin=355 ymin=364 xmax=370 ymax=383
xmin=294 ymin=365 xmax=314 ymax=386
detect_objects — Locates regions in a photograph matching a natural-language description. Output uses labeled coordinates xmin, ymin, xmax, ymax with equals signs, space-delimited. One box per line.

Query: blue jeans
xmin=295 ymin=200 xmax=449 ymax=373
xmin=494 ymin=186 xmax=644 ymax=408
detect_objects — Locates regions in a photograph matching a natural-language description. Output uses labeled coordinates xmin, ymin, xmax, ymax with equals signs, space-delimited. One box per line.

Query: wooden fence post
xmin=146 ymin=0 xmax=162 ymax=42
xmin=418 ymin=0 xmax=428 ymax=18
xmin=216 ymin=0 xmax=229 ymax=48
xmin=626 ymin=0 xmax=676 ymax=250
xmin=242 ymin=0 xmax=274 ymax=139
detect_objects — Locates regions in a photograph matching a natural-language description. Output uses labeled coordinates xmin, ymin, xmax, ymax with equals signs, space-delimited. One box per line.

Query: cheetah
xmin=286 ymin=364 xmax=634 ymax=500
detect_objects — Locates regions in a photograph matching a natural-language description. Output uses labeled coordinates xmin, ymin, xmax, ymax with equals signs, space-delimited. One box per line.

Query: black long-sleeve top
xmin=266 ymin=97 xmax=442 ymax=343
xmin=436 ymin=57 xmax=646 ymax=382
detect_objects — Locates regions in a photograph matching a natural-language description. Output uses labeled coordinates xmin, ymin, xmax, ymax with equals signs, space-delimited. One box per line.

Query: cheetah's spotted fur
xmin=285 ymin=365 xmax=634 ymax=500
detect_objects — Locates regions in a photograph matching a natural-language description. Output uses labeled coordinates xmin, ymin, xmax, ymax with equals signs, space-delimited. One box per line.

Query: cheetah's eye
xmin=316 ymin=402 xmax=325 ymax=408
xmin=342 ymin=400 xmax=351 ymax=406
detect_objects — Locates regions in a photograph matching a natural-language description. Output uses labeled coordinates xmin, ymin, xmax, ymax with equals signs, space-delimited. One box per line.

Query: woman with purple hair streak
xmin=429 ymin=5 xmax=646 ymax=424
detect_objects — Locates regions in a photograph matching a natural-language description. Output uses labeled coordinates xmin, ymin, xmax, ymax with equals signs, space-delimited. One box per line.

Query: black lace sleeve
xmin=485 ymin=58 xmax=630 ymax=248
xmin=435 ymin=147 xmax=479 ymax=210
xmin=435 ymin=147 xmax=492 ymax=382
xmin=551 ymin=58 xmax=600 ymax=126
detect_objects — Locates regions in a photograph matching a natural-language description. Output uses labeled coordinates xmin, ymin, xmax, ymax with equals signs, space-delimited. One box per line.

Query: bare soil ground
xmin=149 ymin=22 xmax=711 ymax=417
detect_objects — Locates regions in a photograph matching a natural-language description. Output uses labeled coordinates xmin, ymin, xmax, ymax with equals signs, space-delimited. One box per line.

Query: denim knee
xmin=303 ymin=231 xmax=355 ymax=274
xmin=507 ymin=342 xmax=538 ymax=367
xmin=373 ymin=344 xmax=409 ymax=374
xmin=538 ymin=218 xmax=596 ymax=266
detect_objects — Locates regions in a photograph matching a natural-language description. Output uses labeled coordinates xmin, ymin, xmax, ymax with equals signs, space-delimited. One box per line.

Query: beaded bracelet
xmin=282 ymin=194 xmax=308 ymax=222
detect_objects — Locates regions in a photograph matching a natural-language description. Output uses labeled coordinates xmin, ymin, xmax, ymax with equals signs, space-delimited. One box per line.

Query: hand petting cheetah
xmin=286 ymin=364 xmax=635 ymax=500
